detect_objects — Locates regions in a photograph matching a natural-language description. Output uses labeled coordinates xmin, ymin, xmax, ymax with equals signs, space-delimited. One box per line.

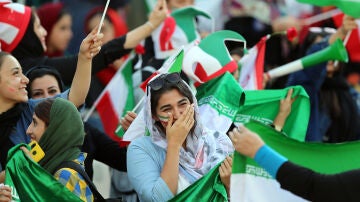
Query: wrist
xmin=167 ymin=143 xmax=181 ymax=152
xmin=146 ymin=21 xmax=155 ymax=30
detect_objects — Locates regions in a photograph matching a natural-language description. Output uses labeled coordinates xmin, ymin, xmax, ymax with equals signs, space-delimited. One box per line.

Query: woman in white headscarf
xmin=127 ymin=72 xmax=234 ymax=201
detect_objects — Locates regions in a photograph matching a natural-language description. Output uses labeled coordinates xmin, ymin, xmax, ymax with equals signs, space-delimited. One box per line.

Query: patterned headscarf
xmin=144 ymin=73 xmax=234 ymax=181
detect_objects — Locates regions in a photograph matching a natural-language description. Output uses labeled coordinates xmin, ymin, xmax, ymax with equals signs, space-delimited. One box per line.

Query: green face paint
xmin=157 ymin=114 xmax=169 ymax=122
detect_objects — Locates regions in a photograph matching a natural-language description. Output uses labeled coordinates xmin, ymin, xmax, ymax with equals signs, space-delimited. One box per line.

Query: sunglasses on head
xmin=148 ymin=72 xmax=181 ymax=91
xmin=309 ymin=27 xmax=336 ymax=35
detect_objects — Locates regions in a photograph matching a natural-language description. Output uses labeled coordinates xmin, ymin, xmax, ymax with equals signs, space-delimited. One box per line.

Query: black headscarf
xmin=0 ymin=103 xmax=25 ymax=168
xmin=11 ymin=12 xmax=44 ymax=60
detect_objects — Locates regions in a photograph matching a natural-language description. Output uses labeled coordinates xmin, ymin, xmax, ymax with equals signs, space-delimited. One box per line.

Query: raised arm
xmin=68 ymin=27 xmax=103 ymax=107
xmin=328 ymin=15 xmax=358 ymax=44
xmin=272 ymin=88 xmax=295 ymax=132
xmin=123 ymin=0 xmax=167 ymax=49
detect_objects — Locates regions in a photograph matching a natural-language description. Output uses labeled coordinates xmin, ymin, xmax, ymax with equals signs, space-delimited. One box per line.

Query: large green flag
xmin=5 ymin=144 xmax=82 ymax=202
xmin=231 ymin=120 xmax=360 ymax=201
xmin=297 ymin=0 xmax=360 ymax=18
xmin=169 ymin=164 xmax=228 ymax=202
xmin=196 ymin=72 xmax=310 ymax=141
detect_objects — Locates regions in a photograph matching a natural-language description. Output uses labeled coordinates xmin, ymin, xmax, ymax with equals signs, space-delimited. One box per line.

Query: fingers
xmin=229 ymin=126 xmax=241 ymax=144
xmin=219 ymin=156 xmax=233 ymax=177
xmin=286 ymin=88 xmax=293 ymax=100
xmin=185 ymin=104 xmax=195 ymax=128
xmin=20 ymin=146 xmax=32 ymax=159
xmin=166 ymin=112 xmax=174 ymax=130
xmin=119 ymin=111 xmax=137 ymax=131
xmin=0 ymin=185 xmax=12 ymax=199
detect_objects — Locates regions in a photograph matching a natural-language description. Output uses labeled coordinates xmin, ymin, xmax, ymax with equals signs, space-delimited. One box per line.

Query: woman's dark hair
xmin=300 ymin=27 xmax=335 ymax=57
xmin=11 ymin=10 xmax=45 ymax=60
xmin=25 ymin=66 xmax=64 ymax=96
xmin=34 ymin=98 xmax=55 ymax=127
xmin=150 ymin=80 xmax=194 ymax=117
xmin=0 ymin=52 xmax=11 ymax=81
xmin=0 ymin=52 xmax=11 ymax=69
xmin=150 ymin=79 xmax=196 ymax=133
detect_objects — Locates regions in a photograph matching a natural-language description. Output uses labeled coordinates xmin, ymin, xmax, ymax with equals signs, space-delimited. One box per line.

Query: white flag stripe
xmin=182 ymin=46 xmax=223 ymax=83
xmin=231 ymin=174 xmax=308 ymax=202
xmin=0 ymin=22 xmax=19 ymax=43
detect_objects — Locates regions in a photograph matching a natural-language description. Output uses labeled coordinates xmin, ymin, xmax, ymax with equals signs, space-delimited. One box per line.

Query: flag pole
xmin=83 ymin=0 xmax=111 ymax=122
xmin=303 ymin=9 xmax=341 ymax=26
xmin=115 ymin=95 xmax=145 ymax=133
xmin=97 ymin=0 xmax=110 ymax=35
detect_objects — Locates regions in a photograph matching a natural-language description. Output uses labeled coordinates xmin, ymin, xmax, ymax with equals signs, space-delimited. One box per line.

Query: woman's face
xmin=88 ymin=15 xmax=114 ymax=44
xmin=33 ymin=13 xmax=48 ymax=52
xmin=154 ymin=89 xmax=191 ymax=127
xmin=0 ymin=55 xmax=29 ymax=105
xmin=26 ymin=114 xmax=46 ymax=142
xmin=47 ymin=14 xmax=73 ymax=53
xmin=30 ymin=75 xmax=61 ymax=99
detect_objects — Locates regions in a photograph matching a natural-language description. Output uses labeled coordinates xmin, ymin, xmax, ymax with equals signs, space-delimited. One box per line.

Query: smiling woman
xmin=0 ymin=17 xmax=102 ymax=175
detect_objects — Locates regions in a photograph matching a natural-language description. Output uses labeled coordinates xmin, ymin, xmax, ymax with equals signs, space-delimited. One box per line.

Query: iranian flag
xmin=151 ymin=6 xmax=210 ymax=60
xmin=6 ymin=144 xmax=83 ymax=201
xmin=196 ymin=72 xmax=310 ymax=141
xmin=297 ymin=0 xmax=360 ymax=18
xmin=94 ymin=55 xmax=135 ymax=145
xmin=238 ymin=36 xmax=266 ymax=90
xmin=231 ymin=120 xmax=360 ymax=201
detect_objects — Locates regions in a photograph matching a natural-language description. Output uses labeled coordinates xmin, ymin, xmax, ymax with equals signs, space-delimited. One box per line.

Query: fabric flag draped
xmin=196 ymin=72 xmax=310 ymax=141
xmin=297 ymin=0 xmax=360 ymax=18
xmin=238 ymin=36 xmax=266 ymax=90
xmin=94 ymin=54 xmax=135 ymax=145
xmin=5 ymin=144 xmax=82 ymax=202
xmin=231 ymin=120 xmax=360 ymax=201
xmin=266 ymin=38 xmax=348 ymax=79
xmin=169 ymin=164 xmax=228 ymax=201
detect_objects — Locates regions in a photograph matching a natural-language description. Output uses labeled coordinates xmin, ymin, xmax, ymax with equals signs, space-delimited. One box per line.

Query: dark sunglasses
xmin=148 ymin=72 xmax=181 ymax=91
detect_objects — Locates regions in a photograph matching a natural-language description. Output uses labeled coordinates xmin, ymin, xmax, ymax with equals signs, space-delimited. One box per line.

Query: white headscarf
xmin=144 ymin=74 xmax=234 ymax=181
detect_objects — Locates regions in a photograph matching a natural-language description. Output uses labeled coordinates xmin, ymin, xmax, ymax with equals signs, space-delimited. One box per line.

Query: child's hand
xmin=79 ymin=25 xmax=104 ymax=60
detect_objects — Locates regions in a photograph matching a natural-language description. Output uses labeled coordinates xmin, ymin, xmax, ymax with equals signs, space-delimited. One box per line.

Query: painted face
xmin=33 ymin=13 xmax=48 ymax=52
xmin=88 ymin=14 xmax=115 ymax=44
xmin=47 ymin=14 xmax=73 ymax=53
xmin=30 ymin=75 xmax=61 ymax=99
xmin=26 ymin=114 xmax=47 ymax=142
xmin=155 ymin=89 xmax=191 ymax=127
xmin=0 ymin=55 xmax=29 ymax=106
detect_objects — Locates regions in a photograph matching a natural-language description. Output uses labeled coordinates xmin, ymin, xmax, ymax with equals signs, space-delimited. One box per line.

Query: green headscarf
xmin=38 ymin=98 xmax=84 ymax=174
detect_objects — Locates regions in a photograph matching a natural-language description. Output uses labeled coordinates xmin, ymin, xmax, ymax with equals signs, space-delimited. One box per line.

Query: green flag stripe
xmin=241 ymin=120 xmax=360 ymax=174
